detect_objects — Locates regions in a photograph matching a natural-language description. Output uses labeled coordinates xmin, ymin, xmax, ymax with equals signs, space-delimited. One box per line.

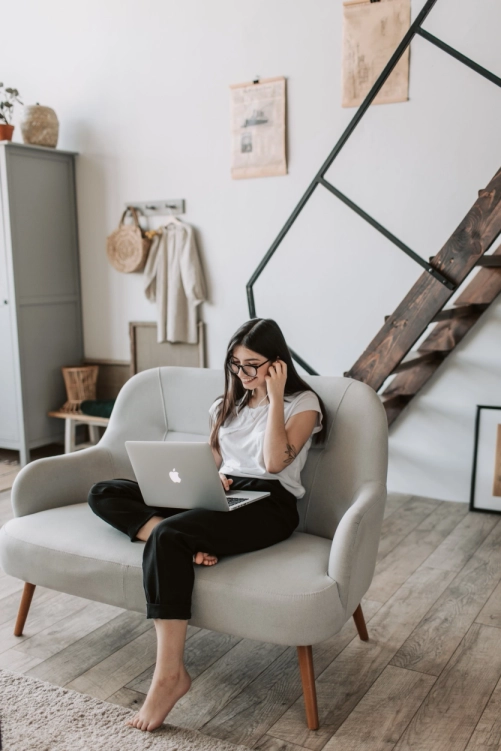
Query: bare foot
xmin=193 ymin=551 xmax=218 ymax=565
xmin=125 ymin=666 xmax=192 ymax=732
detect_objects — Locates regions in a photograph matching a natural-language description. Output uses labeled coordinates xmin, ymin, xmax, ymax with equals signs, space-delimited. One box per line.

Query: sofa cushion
xmin=0 ymin=503 xmax=344 ymax=645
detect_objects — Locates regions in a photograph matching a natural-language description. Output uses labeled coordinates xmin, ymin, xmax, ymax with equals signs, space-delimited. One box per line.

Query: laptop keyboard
xmin=226 ymin=496 xmax=250 ymax=506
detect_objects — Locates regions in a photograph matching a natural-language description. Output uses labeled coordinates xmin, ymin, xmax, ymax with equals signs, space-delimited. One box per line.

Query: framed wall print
xmin=229 ymin=76 xmax=287 ymax=179
xmin=129 ymin=320 xmax=205 ymax=376
xmin=342 ymin=0 xmax=411 ymax=107
xmin=470 ymin=405 xmax=501 ymax=515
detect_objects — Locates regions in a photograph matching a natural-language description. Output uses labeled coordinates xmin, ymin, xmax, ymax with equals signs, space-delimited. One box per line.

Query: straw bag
xmin=106 ymin=207 xmax=152 ymax=273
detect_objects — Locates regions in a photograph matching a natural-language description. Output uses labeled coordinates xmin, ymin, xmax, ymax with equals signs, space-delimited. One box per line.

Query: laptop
xmin=125 ymin=441 xmax=271 ymax=512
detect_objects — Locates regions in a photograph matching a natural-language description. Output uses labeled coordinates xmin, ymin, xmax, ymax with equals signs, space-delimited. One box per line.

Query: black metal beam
xmin=318 ymin=177 xmax=456 ymax=290
xmin=289 ymin=347 xmax=319 ymax=376
xmin=246 ymin=180 xmax=319 ymax=318
xmin=416 ymin=28 xmax=501 ymax=88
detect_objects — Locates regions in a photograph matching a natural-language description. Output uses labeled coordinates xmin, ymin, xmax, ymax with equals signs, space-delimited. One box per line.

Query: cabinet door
xmin=0 ymin=215 xmax=20 ymax=443
xmin=6 ymin=147 xmax=83 ymax=443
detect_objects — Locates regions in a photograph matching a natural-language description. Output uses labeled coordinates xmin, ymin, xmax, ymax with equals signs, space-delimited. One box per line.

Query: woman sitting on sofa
xmin=88 ymin=317 xmax=327 ymax=733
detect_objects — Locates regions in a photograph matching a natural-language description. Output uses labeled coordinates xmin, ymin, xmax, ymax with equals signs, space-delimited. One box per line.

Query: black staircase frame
xmin=245 ymin=0 xmax=501 ymax=375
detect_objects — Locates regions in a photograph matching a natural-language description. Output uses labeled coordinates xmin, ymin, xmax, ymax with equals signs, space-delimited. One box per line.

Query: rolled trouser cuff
xmin=146 ymin=602 xmax=192 ymax=620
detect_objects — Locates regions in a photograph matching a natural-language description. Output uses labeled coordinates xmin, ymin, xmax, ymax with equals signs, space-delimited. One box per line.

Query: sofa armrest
xmin=11 ymin=446 xmax=117 ymax=518
xmin=328 ymin=480 xmax=387 ymax=618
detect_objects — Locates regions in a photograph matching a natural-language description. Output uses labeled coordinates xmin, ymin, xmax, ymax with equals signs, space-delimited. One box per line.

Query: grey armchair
xmin=0 ymin=366 xmax=388 ymax=729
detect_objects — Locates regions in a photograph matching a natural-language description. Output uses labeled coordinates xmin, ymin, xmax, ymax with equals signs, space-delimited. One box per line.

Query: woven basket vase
xmin=60 ymin=365 xmax=99 ymax=414
xmin=106 ymin=207 xmax=152 ymax=273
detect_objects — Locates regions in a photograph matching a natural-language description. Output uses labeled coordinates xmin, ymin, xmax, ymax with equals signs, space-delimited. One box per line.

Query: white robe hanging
xmin=143 ymin=222 xmax=207 ymax=344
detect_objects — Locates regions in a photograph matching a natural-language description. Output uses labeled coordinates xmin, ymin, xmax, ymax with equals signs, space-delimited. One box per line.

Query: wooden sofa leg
xmin=14 ymin=583 xmax=36 ymax=636
xmin=353 ymin=603 xmax=369 ymax=641
xmin=297 ymin=645 xmax=319 ymax=730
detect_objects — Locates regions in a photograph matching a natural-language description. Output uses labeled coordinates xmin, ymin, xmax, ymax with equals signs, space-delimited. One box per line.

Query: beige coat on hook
xmin=143 ymin=222 xmax=207 ymax=344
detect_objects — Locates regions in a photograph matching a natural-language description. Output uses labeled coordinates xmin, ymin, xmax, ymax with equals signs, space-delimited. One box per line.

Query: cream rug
xmin=0 ymin=668 xmax=252 ymax=751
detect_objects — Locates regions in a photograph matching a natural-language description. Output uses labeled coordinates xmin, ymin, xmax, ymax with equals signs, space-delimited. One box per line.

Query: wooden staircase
xmin=343 ymin=167 xmax=501 ymax=425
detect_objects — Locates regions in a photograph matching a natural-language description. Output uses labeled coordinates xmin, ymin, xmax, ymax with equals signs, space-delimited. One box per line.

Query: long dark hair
xmin=209 ymin=318 xmax=328 ymax=455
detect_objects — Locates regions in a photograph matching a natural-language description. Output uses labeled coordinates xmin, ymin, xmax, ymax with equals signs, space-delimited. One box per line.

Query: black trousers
xmin=87 ymin=474 xmax=299 ymax=620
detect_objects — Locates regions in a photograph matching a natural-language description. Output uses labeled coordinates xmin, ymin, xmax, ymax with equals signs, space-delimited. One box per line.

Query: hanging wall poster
xmin=229 ymin=76 xmax=287 ymax=179
xmin=342 ymin=0 xmax=411 ymax=108
xmin=470 ymin=405 xmax=501 ymax=515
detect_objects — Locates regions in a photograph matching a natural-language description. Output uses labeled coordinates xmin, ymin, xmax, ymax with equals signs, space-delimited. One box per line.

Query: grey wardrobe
xmin=0 ymin=142 xmax=84 ymax=465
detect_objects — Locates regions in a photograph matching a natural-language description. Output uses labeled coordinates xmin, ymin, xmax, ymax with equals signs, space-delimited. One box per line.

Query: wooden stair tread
xmin=380 ymin=393 xmax=414 ymax=403
xmin=431 ymin=303 xmax=489 ymax=322
xmin=389 ymin=350 xmax=447 ymax=375
xmin=476 ymin=255 xmax=501 ymax=266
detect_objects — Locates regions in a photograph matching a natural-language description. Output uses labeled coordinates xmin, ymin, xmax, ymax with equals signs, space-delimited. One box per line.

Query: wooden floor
xmin=1 ymin=488 xmax=501 ymax=751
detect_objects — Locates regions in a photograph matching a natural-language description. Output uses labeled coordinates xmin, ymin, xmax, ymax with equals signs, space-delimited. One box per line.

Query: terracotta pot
xmin=0 ymin=124 xmax=14 ymax=141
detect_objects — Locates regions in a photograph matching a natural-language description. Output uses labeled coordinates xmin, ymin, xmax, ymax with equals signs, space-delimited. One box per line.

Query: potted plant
xmin=0 ymin=84 xmax=23 ymax=141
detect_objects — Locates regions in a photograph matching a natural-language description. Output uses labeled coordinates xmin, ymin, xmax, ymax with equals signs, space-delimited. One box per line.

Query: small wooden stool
xmin=48 ymin=411 xmax=110 ymax=454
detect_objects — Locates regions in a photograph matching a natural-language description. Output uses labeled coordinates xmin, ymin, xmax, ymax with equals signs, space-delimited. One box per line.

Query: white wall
xmin=3 ymin=0 xmax=501 ymax=502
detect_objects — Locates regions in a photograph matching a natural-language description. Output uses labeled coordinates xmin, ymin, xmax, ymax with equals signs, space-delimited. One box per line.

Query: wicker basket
xmin=60 ymin=365 xmax=99 ymax=413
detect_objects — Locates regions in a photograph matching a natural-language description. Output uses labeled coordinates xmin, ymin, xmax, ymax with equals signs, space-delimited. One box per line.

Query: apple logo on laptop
xmin=169 ymin=468 xmax=181 ymax=483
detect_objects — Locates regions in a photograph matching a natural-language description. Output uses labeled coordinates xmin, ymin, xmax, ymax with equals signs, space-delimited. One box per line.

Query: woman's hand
xmin=265 ymin=358 xmax=287 ymax=404
xmin=219 ymin=473 xmax=233 ymax=491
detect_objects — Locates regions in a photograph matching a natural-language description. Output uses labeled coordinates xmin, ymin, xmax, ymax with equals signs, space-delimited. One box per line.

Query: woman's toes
xmin=194 ymin=552 xmax=218 ymax=565
xmin=203 ymin=554 xmax=218 ymax=566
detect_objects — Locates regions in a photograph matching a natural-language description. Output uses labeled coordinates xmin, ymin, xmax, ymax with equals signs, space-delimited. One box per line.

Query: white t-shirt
xmin=208 ymin=390 xmax=323 ymax=499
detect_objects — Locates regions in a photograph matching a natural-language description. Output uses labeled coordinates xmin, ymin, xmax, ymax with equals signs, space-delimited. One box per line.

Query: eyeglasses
xmin=228 ymin=359 xmax=272 ymax=377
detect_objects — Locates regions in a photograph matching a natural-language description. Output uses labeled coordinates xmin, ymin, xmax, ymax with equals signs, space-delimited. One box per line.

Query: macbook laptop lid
xmin=125 ymin=441 xmax=270 ymax=512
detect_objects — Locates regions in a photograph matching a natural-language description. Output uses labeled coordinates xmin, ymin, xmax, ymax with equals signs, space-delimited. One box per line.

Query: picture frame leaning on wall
xmin=129 ymin=320 xmax=206 ymax=377
xmin=470 ymin=405 xmax=501 ymax=515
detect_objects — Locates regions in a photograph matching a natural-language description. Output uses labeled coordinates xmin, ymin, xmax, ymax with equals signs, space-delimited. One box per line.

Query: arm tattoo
xmin=283 ymin=442 xmax=298 ymax=467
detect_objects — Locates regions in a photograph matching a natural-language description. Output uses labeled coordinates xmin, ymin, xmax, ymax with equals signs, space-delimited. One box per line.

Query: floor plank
xmin=475 ymin=577 xmax=501 ymax=629
xmin=254 ymin=736 xmax=309 ymax=751
xmin=0 ymin=586 xmax=61 ymax=628
xmin=65 ymin=626 xmax=158 ymax=700
xmin=390 ymin=519 xmax=501 ymax=675
xmin=376 ymin=496 xmax=440 ymax=562
xmin=319 ymin=664 xmax=436 ymax=751
xmin=464 ymin=675 xmax=501 ymax=751
xmin=393 ymin=623 xmax=501 ymax=751
xmin=24 ymin=610 xmax=152 ymax=687
xmin=0 ymin=591 xmax=89 ymax=655
xmin=368 ymin=500 xmax=469 ymax=603
xmin=423 ymin=511 xmax=499 ymax=572
xmin=106 ymin=685 xmax=148 ymax=711
xmin=0 ymin=647 xmax=44 ymax=673
xmin=16 ymin=599 xmax=125 ymax=660
xmin=383 ymin=492 xmax=413 ymax=519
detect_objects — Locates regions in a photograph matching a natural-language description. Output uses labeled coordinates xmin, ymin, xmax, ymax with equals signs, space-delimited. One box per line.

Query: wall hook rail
xmin=125 ymin=199 xmax=185 ymax=217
